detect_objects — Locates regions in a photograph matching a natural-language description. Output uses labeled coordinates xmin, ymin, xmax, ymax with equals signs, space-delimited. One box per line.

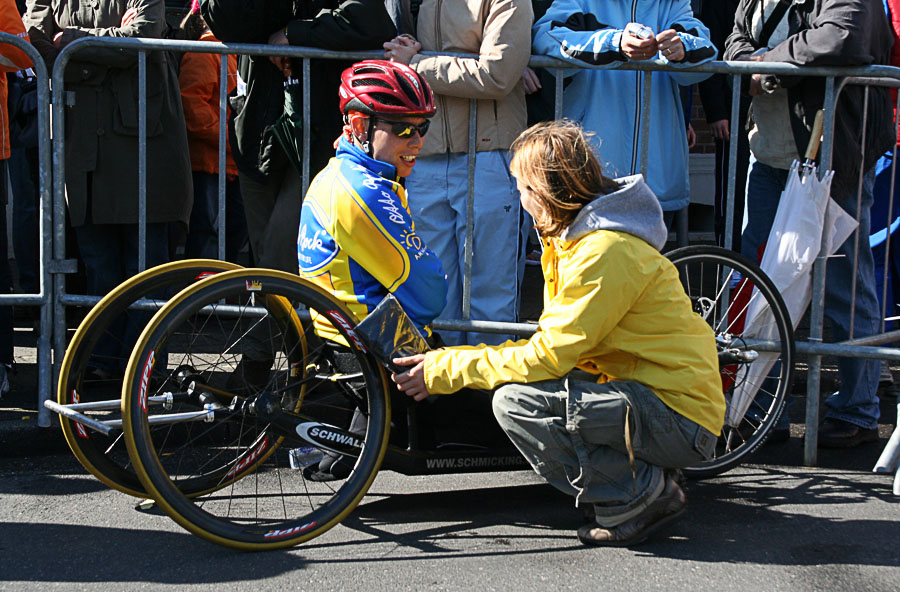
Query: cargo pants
xmin=493 ymin=378 xmax=716 ymax=526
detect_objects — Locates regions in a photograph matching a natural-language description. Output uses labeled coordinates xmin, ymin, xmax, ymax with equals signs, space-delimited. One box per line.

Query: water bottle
xmin=289 ymin=446 xmax=324 ymax=470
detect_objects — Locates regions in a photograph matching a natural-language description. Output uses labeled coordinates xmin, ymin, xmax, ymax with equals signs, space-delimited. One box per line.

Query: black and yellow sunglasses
xmin=373 ymin=118 xmax=431 ymax=139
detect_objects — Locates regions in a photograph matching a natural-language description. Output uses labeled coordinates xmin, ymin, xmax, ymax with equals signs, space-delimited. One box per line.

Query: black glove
xmin=57 ymin=27 xmax=89 ymax=49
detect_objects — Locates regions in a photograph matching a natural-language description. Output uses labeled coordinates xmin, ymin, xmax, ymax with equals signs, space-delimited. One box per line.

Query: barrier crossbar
xmin=18 ymin=35 xmax=900 ymax=471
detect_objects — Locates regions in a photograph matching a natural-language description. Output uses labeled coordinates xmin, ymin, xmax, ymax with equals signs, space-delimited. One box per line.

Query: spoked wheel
xmin=666 ymin=246 xmax=794 ymax=478
xmin=121 ymin=269 xmax=391 ymax=550
xmin=56 ymin=259 xmax=241 ymax=496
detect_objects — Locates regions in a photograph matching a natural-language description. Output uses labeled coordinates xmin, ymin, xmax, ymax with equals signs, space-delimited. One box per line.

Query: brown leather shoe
xmin=577 ymin=477 xmax=686 ymax=547
xmin=817 ymin=418 xmax=878 ymax=448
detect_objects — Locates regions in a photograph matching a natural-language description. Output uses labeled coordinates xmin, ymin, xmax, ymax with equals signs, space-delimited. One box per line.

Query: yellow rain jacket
xmin=424 ymin=175 xmax=725 ymax=435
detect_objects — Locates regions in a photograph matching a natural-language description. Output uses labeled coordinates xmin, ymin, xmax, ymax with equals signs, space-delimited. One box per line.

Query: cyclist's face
xmin=369 ymin=116 xmax=428 ymax=177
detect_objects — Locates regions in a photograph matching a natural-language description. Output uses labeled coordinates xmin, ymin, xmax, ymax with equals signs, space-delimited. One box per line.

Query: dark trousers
xmin=8 ymin=147 xmax=38 ymax=294
xmin=714 ymin=108 xmax=751 ymax=253
xmin=0 ymin=159 xmax=12 ymax=364
xmin=237 ymin=158 xmax=302 ymax=273
xmin=184 ymin=172 xmax=248 ymax=263
xmin=74 ymin=217 xmax=169 ymax=374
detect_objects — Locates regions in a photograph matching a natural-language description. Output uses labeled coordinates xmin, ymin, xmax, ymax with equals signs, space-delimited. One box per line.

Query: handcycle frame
xmin=48 ymin=246 xmax=794 ymax=481
xmin=46 ymin=246 xmax=793 ymax=549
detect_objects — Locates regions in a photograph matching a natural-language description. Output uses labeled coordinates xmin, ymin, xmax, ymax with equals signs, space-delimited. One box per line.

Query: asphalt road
xmin=1 ymin=431 xmax=898 ymax=591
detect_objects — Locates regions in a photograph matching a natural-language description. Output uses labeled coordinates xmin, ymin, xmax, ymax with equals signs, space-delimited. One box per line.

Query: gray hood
xmin=558 ymin=175 xmax=668 ymax=251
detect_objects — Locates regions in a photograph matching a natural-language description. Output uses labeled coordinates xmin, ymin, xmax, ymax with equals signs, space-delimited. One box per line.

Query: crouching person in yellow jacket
xmin=392 ymin=120 xmax=726 ymax=547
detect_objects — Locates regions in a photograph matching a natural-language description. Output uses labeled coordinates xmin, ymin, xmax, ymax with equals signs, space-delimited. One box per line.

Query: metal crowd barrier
xmin=18 ymin=35 xmax=899 ymax=474
xmin=0 ymin=33 xmax=52 ymax=427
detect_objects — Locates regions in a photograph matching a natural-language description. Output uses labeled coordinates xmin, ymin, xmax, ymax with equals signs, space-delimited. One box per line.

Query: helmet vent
xmin=394 ymin=74 xmax=419 ymax=105
xmin=353 ymin=77 xmax=392 ymax=89
xmin=354 ymin=66 xmax=384 ymax=75
xmin=368 ymin=92 xmax=404 ymax=106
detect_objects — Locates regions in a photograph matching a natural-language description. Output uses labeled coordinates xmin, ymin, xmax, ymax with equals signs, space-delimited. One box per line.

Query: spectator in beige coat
xmin=384 ymin=0 xmax=533 ymax=346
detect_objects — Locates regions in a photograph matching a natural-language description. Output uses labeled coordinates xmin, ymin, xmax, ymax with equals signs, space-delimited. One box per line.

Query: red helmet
xmin=339 ymin=60 xmax=435 ymax=118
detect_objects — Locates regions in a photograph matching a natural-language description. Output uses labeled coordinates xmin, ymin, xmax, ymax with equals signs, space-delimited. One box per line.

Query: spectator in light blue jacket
xmin=533 ymin=0 xmax=715 ymax=218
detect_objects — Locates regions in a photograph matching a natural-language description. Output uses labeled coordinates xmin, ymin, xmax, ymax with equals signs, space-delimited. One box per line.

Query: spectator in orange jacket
xmin=0 ymin=0 xmax=30 ymax=397
xmin=178 ymin=3 xmax=247 ymax=263
xmin=0 ymin=0 xmax=29 ymax=160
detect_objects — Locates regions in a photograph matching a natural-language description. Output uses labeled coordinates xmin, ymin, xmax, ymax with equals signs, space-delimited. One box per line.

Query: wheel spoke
xmin=122 ymin=270 xmax=390 ymax=549
xmin=667 ymin=247 xmax=794 ymax=478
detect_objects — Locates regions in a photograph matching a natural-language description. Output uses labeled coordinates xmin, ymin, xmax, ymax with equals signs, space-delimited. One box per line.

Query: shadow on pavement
xmin=305 ymin=468 xmax=899 ymax=568
xmin=340 ymin=482 xmax=580 ymax=551
xmin=645 ymin=468 xmax=900 ymax=569
xmin=0 ymin=522 xmax=305 ymax=584
xmin=0 ymin=471 xmax=108 ymax=496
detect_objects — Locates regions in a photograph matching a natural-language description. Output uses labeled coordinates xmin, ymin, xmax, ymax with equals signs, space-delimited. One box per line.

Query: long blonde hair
xmin=510 ymin=120 xmax=618 ymax=238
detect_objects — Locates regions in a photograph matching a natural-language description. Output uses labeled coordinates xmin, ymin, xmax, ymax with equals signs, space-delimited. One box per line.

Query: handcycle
xmin=47 ymin=245 xmax=793 ymax=550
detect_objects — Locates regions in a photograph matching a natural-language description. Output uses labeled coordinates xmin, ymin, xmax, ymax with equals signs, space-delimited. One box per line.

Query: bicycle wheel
xmin=122 ymin=269 xmax=391 ymax=550
xmin=666 ymin=246 xmax=794 ymax=478
xmin=57 ymin=259 xmax=241 ymax=497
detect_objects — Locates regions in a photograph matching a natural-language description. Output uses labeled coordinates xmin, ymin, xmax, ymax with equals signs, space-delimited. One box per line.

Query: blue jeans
xmin=184 ymin=172 xmax=248 ymax=263
xmin=743 ymin=159 xmax=881 ymax=429
xmin=405 ymin=151 xmax=529 ymax=346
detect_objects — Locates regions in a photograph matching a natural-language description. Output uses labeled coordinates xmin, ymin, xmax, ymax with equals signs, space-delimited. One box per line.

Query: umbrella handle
xmin=804 ymin=109 xmax=826 ymax=162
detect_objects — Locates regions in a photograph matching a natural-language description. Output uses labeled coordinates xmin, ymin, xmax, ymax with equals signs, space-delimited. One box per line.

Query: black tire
xmin=666 ymin=246 xmax=795 ymax=478
xmin=122 ymin=269 xmax=391 ymax=550
xmin=57 ymin=259 xmax=241 ymax=497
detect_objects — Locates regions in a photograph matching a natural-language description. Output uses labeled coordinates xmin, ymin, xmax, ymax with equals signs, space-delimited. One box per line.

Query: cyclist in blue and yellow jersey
xmin=298 ymin=60 xmax=447 ymax=345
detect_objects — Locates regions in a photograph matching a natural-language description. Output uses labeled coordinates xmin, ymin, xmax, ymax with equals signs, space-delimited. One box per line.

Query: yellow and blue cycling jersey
xmin=298 ymin=138 xmax=448 ymax=344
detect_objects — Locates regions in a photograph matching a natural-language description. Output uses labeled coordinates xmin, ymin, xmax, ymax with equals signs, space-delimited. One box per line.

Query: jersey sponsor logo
xmin=245 ymin=280 xmax=262 ymax=292
xmin=325 ymin=310 xmax=367 ymax=353
xmin=224 ymin=436 xmax=269 ymax=479
xmin=264 ymin=521 xmax=317 ymax=539
xmin=362 ymin=174 xmax=379 ymax=191
xmin=298 ymin=224 xmax=338 ymax=271
xmin=378 ymin=193 xmax=405 ymax=224
xmin=400 ymin=229 xmax=424 ymax=252
xmin=298 ymin=224 xmax=332 ymax=255
xmin=139 ymin=351 xmax=155 ymax=413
